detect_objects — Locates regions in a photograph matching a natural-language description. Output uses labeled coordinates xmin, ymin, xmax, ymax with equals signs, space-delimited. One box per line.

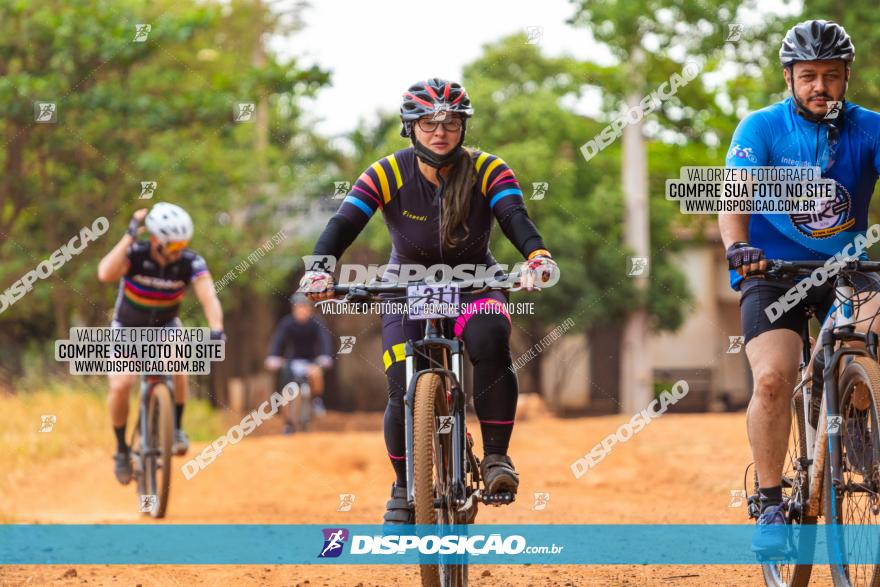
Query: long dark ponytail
xmin=438 ymin=147 xmax=477 ymax=249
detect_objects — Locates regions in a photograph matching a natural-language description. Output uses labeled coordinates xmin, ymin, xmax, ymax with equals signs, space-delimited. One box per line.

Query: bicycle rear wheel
xmin=761 ymin=390 xmax=816 ymax=587
xmin=143 ymin=382 xmax=174 ymax=519
xmin=825 ymin=356 xmax=880 ymax=587
xmin=298 ymin=383 xmax=311 ymax=432
xmin=286 ymin=381 xmax=311 ymax=432
xmin=413 ymin=372 xmax=467 ymax=587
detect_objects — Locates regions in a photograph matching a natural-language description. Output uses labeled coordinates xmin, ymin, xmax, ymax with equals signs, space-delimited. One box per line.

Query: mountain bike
xmin=745 ymin=259 xmax=880 ymax=587
xmin=130 ymin=373 xmax=174 ymax=519
xmin=282 ymin=359 xmax=312 ymax=434
xmin=321 ymin=274 xmax=526 ymax=587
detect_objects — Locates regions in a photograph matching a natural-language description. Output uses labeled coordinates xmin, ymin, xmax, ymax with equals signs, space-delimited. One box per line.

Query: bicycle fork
xmin=402 ymin=337 xmax=467 ymax=510
xmin=813 ymin=283 xmax=878 ymax=510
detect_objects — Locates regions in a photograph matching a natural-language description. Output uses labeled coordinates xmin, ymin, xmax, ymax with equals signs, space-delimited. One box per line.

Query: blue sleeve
xmin=725 ymin=112 xmax=771 ymax=167
xmin=725 ymin=112 xmax=771 ymax=293
xmin=874 ymin=129 xmax=880 ymax=175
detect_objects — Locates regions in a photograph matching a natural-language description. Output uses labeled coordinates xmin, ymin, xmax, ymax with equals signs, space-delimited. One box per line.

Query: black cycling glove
xmin=209 ymin=330 xmax=226 ymax=341
xmin=726 ymin=241 xmax=764 ymax=271
xmin=127 ymin=214 xmax=142 ymax=238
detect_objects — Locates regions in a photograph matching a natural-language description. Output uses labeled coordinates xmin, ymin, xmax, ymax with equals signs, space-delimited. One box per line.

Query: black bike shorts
xmin=740 ymin=273 xmax=880 ymax=345
xmin=111 ymin=317 xmax=183 ymax=329
xmin=380 ymin=290 xmax=509 ymax=372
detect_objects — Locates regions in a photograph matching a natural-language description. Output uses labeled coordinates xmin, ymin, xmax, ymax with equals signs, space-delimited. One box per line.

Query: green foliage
xmin=462 ymin=34 xmax=691 ymax=331
xmin=0 ymin=0 xmax=330 ymax=333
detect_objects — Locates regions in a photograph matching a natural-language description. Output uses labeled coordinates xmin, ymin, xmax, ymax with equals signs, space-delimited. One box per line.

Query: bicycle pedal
xmin=746 ymin=495 xmax=761 ymax=519
xmin=481 ymin=490 xmax=515 ymax=506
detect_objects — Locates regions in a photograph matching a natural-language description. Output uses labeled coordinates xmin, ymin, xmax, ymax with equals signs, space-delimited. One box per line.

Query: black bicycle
xmin=745 ymin=259 xmax=880 ymax=587
xmin=321 ymin=274 xmax=526 ymax=587
xmin=130 ymin=374 xmax=174 ymax=519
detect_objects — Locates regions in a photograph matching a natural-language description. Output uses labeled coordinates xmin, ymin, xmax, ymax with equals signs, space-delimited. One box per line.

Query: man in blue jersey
xmin=720 ymin=20 xmax=880 ymax=553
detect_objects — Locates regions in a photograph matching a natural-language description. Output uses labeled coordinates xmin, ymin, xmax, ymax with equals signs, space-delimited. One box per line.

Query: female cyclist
xmin=300 ymin=78 xmax=558 ymax=524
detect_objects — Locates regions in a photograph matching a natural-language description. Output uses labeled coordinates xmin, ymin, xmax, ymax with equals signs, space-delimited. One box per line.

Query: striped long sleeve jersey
xmin=315 ymin=147 xmax=549 ymax=268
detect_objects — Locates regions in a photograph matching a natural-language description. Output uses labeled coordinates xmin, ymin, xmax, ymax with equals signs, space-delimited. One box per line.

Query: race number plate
xmin=407 ymin=283 xmax=460 ymax=320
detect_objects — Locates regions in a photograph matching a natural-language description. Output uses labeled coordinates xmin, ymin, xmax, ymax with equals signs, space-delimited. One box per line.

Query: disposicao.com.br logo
xmin=318 ymin=528 xmax=349 ymax=558
xmin=318 ymin=528 xmax=562 ymax=557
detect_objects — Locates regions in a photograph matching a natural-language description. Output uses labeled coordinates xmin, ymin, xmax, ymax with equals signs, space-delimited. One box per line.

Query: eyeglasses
xmin=416 ymin=117 xmax=463 ymax=133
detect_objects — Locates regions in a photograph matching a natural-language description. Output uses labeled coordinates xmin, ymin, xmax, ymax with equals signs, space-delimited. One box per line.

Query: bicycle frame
xmin=403 ymin=317 xmax=469 ymax=510
xmin=320 ymin=274 xmax=526 ymax=517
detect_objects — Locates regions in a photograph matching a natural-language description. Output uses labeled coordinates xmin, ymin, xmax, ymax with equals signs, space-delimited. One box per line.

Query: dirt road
xmin=0 ymin=397 xmax=830 ymax=586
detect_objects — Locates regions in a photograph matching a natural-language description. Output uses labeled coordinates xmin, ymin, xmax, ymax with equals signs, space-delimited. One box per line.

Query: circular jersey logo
xmin=790 ymin=181 xmax=853 ymax=239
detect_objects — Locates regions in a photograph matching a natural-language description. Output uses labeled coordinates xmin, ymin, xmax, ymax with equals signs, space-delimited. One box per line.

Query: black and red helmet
xmin=400 ymin=78 xmax=473 ymax=136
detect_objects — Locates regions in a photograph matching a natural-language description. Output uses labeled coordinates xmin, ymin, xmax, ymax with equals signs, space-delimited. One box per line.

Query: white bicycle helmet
xmin=145 ymin=202 xmax=194 ymax=244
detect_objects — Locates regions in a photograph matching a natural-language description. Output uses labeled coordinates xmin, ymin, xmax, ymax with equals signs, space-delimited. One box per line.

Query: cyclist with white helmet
xmin=98 ymin=202 xmax=225 ymax=485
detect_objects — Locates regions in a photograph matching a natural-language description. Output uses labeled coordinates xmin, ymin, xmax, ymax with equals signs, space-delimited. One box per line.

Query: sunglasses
xmin=162 ymin=241 xmax=189 ymax=254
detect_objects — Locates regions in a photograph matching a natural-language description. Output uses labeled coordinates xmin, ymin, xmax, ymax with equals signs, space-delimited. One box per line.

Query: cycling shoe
xmin=382 ymin=482 xmax=414 ymax=525
xmin=114 ymin=450 xmax=133 ymax=485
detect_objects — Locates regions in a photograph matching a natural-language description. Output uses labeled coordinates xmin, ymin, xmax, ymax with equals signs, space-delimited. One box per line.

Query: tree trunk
xmin=37 ymin=148 xmax=69 ymax=344
xmin=529 ymin=330 xmax=543 ymax=396
xmin=588 ymin=323 xmax=622 ymax=413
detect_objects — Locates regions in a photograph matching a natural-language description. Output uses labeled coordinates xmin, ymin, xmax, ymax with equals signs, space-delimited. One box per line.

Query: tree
xmin=568 ymin=0 xmax=748 ymax=410
xmin=0 ymin=0 xmax=329 ymax=329
xmin=0 ymin=0 xmax=331 ymax=387
xmin=459 ymin=34 xmax=692 ymax=401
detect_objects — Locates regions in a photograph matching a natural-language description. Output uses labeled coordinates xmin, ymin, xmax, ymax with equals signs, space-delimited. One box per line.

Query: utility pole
xmin=620 ymin=47 xmax=652 ymax=414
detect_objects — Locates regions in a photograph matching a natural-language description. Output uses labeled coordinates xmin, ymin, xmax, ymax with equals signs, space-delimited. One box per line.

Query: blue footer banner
xmin=2 ymin=524 xmax=879 ymax=565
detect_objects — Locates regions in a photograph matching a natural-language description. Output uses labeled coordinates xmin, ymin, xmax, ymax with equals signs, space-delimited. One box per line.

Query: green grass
xmin=0 ymin=378 xmax=226 ymax=486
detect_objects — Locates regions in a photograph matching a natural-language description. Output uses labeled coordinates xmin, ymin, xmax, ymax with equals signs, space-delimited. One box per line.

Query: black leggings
xmin=381 ymin=293 xmax=518 ymax=486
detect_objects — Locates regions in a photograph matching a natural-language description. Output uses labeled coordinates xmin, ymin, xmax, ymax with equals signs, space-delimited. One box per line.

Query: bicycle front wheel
xmin=761 ymin=390 xmax=816 ymax=587
xmin=413 ymin=372 xmax=466 ymax=587
xmin=143 ymin=382 xmax=174 ymax=519
xmin=825 ymin=356 xmax=880 ymax=587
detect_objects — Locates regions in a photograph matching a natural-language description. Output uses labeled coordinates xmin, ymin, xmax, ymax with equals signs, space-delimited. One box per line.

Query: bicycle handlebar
xmin=764 ymin=258 xmax=880 ymax=279
xmin=321 ymin=272 xmax=524 ymax=302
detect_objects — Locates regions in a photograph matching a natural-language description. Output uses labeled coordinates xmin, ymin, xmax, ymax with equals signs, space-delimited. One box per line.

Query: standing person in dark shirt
xmin=264 ymin=293 xmax=333 ymax=433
